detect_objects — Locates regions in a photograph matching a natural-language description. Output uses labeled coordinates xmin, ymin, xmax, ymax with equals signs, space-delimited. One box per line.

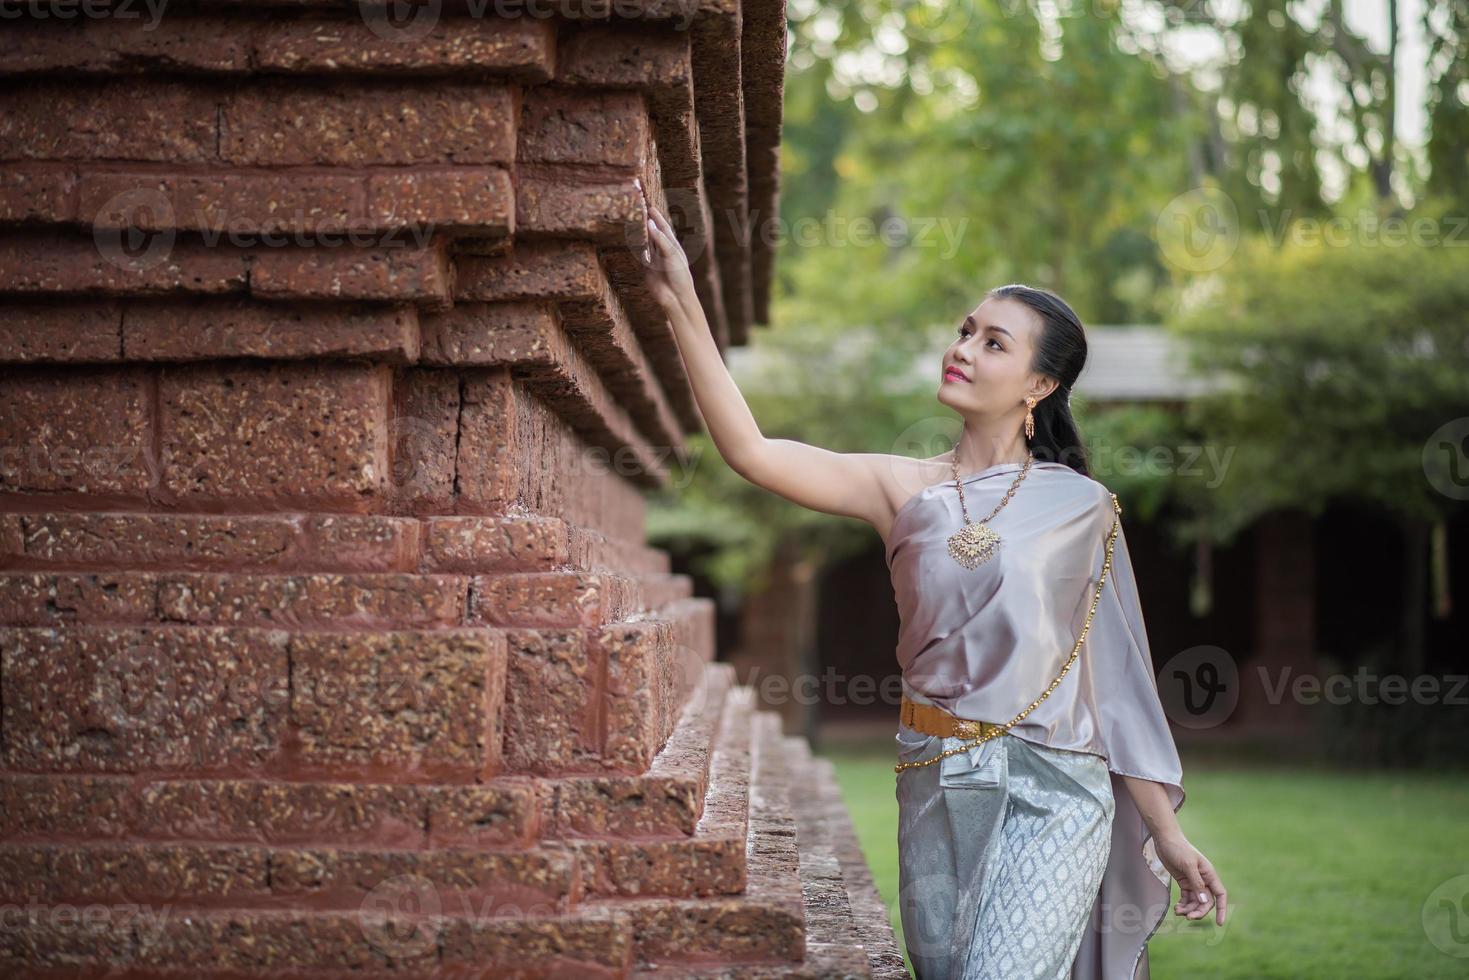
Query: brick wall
xmin=0 ymin=3 xmax=905 ymax=976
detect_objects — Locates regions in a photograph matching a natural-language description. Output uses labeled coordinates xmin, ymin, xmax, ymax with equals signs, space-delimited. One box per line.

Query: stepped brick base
xmin=2 ymin=669 xmax=906 ymax=977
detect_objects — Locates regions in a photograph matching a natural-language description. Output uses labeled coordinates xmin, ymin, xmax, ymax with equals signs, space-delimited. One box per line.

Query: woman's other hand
xmin=1155 ymin=832 xmax=1228 ymax=925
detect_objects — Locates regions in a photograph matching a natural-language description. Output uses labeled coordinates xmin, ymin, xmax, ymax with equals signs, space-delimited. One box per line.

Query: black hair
xmin=986 ymin=283 xmax=1091 ymax=477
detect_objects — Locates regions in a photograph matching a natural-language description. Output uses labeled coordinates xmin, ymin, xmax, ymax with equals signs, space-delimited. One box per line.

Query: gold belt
xmin=899 ymin=695 xmax=1005 ymax=740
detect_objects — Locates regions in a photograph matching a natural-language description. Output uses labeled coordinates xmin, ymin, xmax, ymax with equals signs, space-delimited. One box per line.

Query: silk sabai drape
xmin=886 ymin=460 xmax=1186 ymax=980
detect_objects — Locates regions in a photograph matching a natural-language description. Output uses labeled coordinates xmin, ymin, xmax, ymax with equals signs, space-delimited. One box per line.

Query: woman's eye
xmin=986 ymin=338 xmax=1002 ymax=350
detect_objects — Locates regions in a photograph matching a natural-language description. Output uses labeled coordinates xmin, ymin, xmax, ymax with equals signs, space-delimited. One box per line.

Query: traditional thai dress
xmin=886 ymin=459 xmax=1186 ymax=980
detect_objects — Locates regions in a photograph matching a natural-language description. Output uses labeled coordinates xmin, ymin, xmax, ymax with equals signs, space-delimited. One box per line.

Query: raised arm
xmin=640 ymin=200 xmax=889 ymax=527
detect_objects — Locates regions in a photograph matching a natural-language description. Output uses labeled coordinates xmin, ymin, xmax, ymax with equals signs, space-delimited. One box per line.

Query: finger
xmin=645 ymin=213 xmax=669 ymax=251
xmin=1181 ymin=863 xmax=1206 ymax=904
xmin=1199 ymin=863 xmax=1227 ymax=925
xmin=644 ymin=218 xmax=667 ymax=264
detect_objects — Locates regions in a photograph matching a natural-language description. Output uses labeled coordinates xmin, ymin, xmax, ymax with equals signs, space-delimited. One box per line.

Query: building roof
xmin=1074 ymin=325 xmax=1225 ymax=402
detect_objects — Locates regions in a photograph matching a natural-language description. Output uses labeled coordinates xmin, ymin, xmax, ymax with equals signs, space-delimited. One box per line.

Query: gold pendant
xmin=947 ymin=521 xmax=1000 ymax=569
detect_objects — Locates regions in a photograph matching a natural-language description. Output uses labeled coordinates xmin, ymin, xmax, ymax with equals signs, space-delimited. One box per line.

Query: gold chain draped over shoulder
xmin=895 ymin=491 xmax=1124 ymax=774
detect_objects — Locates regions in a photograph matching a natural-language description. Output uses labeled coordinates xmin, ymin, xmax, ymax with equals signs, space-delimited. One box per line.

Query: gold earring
xmin=1024 ymin=396 xmax=1036 ymax=439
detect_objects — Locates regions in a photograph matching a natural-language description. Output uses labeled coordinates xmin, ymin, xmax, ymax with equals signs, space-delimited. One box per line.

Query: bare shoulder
xmin=862 ymin=453 xmax=954 ymax=540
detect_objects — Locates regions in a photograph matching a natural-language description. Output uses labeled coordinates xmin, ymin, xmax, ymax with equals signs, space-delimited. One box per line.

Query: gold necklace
xmin=945 ymin=443 xmax=1035 ymax=570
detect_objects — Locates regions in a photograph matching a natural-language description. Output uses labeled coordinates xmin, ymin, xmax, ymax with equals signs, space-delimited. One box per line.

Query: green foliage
xmin=1169 ymin=233 xmax=1469 ymax=541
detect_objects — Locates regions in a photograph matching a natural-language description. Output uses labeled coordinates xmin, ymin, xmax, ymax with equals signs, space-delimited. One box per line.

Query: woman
xmin=640 ymin=201 xmax=1227 ymax=979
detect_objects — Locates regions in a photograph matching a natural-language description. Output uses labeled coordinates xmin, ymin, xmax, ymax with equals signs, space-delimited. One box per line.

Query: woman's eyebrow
xmin=965 ymin=314 xmax=1014 ymax=340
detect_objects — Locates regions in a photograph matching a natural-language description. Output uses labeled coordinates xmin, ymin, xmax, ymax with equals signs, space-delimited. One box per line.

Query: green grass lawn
xmin=817 ymin=733 xmax=1469 ymax=979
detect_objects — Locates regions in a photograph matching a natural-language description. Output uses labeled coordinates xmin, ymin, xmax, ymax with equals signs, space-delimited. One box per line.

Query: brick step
xmin=0 ymin=694 xmax=892 ymax=977
xmin=0 ymin=681 xmax=772 ymax=978
xmin=627 ymin=728 xmax=906 ymax=979
xmin=0 ymin=568 xmax=666 ymax=630
xmin=580 ymin=705 xmax=806 ymax=970
xmin=1 ymin=511 xmax=676 ymax=576
xmin=0 ymin=228 xmax=455 ymax=307
xmin=0 ymin=772 xmax=544 ymax=850
xmin=0 ymin=675 xmax=743 ymax=914
xmin=499 ymin=607 xmax=714 ymax=777
xmin=0 ymin=15 xmax=558 ymax=80
xmin=0 ymin=838 xmax=584 ymax=916
xmin=1 ymin=906 xmax=637 ymax=978
xmin=547 ymin=660 xmax=734 ymax=839
xmin=0 ymin=624 xmax=509 ymax=782
xmin=782 ymin=739 xmax=908 ymax=979
xmin=1 ymin=603 xmax=713 ymax=782
xmin=570 ymin=674 xmax=752 ymax=899
xmin=0 ymin=662 xmax=733 ymax=848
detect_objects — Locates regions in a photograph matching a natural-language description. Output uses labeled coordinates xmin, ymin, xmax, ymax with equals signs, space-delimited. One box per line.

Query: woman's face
xmin=937 ymin=296 xmax=1050 ymax=413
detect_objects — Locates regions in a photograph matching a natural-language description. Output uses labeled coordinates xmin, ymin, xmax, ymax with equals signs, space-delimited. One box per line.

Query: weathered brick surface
xmin=121 ymin=297 xmax=420 ymax=362
xmin=389 ymin=368 xmax=462 ymax=512
xmin=0 ymin=626 xmax=290 ymax=773
xmin=0 ymin=15 xmax=558 ymax=79
xmin=248 ymin=236 xmax=454 ymax=305
xmin=288 ymin=630 xmax=507 ymax=781
xmin=516 ymin=174 xmax=643 ymax=240
xmin=72 ymin=168 xmax=514 ymax=239
xmin=157 ymin=573 xmax=469 ymax=628
xmin=158 ymin=362 xmax=390 ymax=507
xmin=0 ymin=573 xmax=159 ymax=627
xmin=548 ymin=661 xmax=732 ymax=838
xmin=573 ymin=671 xmax=750 ymax=898
xmin=423 ymin=515 xmax=571 ymax=572
xmin=80 ymin=170 xmax=366 ymax=237
xmin=520 ymin=88 xmax=650 ymax=168
xmin=366 ymin=168 xmax=515 ymax=234
xmin=0 ymin=298 xmax=122 ymax=362
xmin=423 ymin=778 xmax=547 ymax=848
xmin=0 ymin=229 xmax=251 ymax=295
xmin=0 ymin=165 xmax=78 ymax=224
xmin=255 ymin=15 xmax=557 ymax=78
xmin=0 ymin=79 xmax=221 ymax=163
xmin=599 ymin=619 xmax=680 ymax=772
xmin=0 ymin=366 xmax=153 ymax=496
xmin=499 ymin=627 xmax=599 ymax=775
xmin=4 ymin=841 xmax=272 ymax=904
xmin=5 ymin=512 xmax=421 ymax=572
xmin=221 ymin=80 xmax=519 ymax=167
xmin=469 ymin=571 xmax=643 ymax=628
xmin=576 ymin=701 xmax=809 ymax=967
xmin=0 ymin=773 xmax=538 ymax=851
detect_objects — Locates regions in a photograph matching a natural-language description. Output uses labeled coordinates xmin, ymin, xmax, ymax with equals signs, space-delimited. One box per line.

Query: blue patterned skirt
xmin=894 ymin=716 xmax=1116 ymax=980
